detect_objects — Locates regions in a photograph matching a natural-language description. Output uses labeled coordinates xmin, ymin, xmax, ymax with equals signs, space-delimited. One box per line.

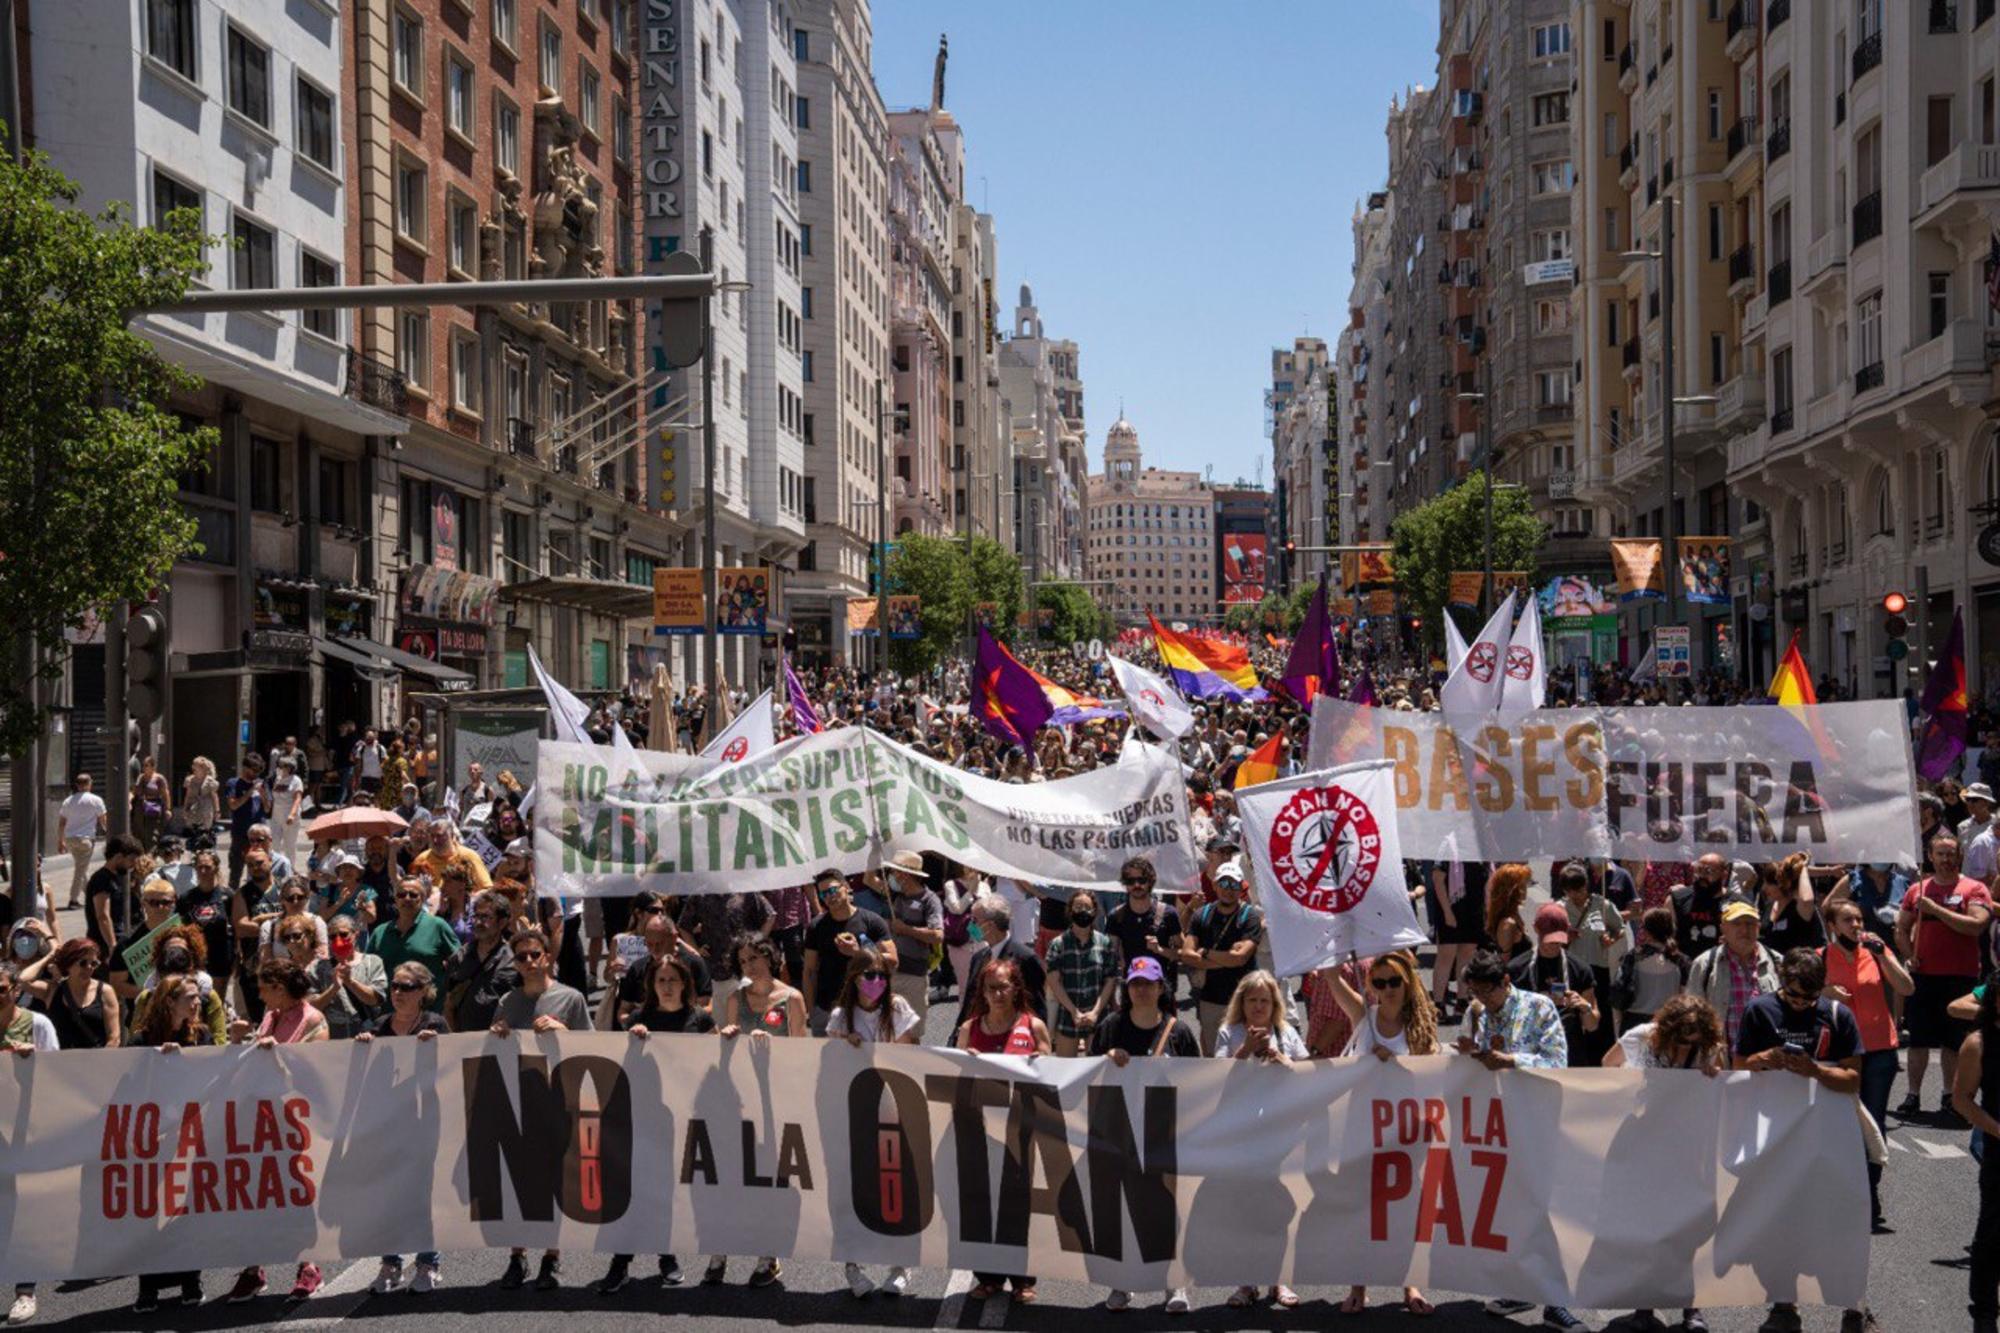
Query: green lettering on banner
xmin=699 ymin=804 xmax=727 ymax=872
xmin=829 ymin=788 xmax=867 ymax=853
xmin=902 ymin=786 xmax=940 ymax=839
xmin=936 ymin=800 xmax=971 ymax=851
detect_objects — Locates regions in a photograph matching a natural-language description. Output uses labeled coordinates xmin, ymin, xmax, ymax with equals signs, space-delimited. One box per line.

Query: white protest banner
xmin=1109 ymin=654 xmax=1195 ymax=740
xmin=1307 ymin=697 xmax=1920 ymax=864
xmin=1235 ymin=761 xmax=1426 ymax=976
xmin=700 ymin=689 xmax=775 ymax=763
xmin=0 ymin=1035 xmax=1868 ymax=1309
xmin=534 ymin=726 xmax=1197 ymax=895
xmin=1498 ymin=591 xmax=1546 ymax=715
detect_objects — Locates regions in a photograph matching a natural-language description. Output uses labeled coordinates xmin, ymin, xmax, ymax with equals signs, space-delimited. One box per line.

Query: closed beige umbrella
xmin=648 ymin=664 xmax=677 ymax=752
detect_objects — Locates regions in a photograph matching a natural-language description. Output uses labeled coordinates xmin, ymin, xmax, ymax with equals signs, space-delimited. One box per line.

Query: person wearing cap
xmin=1506 ymin=902 xmax=1603 ymax=1063
xmin=879 ymin=850 xmax=943 ymax=1021
xmin=318 ymin=851 xmax=378 ymax=929
xmin=1967 ymin=803 xmax=2000 ymax=886
xmin=1090 ymin=953 xmax=1197 ymax=1314
xmin=1686 ymin=899 xmax=1781 ymax=1052
xmin=1897 ymin=832 xmax=1993 ymax=1119
xmin=1179 ymin=859 xmax=1265 ymax=1055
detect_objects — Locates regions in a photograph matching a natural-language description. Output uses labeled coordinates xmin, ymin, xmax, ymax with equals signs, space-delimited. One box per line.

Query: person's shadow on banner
xmin=1179 ymin=1059 xmax=1307 ymax=1290
xmin=315 ymin=1032 xmax=443 ymax=1262
xmin=686 ymin=1033 xmax=802 ymax=1266
xmin=1708 ymin=1077 xmax=1861 ymax=1306
xmin=1573 ymin=1069 xmax=1718 ymax=1310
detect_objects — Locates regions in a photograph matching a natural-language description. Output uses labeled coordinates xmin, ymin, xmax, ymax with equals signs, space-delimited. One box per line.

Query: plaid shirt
xmin=1723 ymin=950 xmax=1760 ymax=1050
xmin=1044 ymin=929 xmax=1120 ymax=1037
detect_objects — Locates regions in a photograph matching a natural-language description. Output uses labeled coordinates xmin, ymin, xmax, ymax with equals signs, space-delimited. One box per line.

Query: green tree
xmin=966 ymin=536 xmax=1023 ymax=645
xmin=1389 ymin=470 xmax=1545 ymax=655
xmin=884 ymin=533 xmax=972 ymax=672
xmin=0 ymin=138 xmax=216 ymax=758
xmin=1034 ymin=579 xmax=1109 ymax=646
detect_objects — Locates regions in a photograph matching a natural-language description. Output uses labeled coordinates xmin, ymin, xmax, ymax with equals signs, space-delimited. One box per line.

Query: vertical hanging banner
xmin=1611 ymin=539 xmax=1666 ymax=602
xmin=1655 ymin=625 xmax=1693 ymax=677
xmin=847 ymin=597 xmax=880 ymax=637
xmin=1447 ymin=572 xmax=1485 ymax=608
xmin=886 ymin=595 xmax=923 ymax=640
xmin=1342 ymin=546 xmax=1395 ymax=588
xmin=716 ymin=568 xmax=772 ymax=635
xmin=1677 ymin=537 xmax=1733 ymax=606
xmin=652 ymin=569 xmax=704 ymax=636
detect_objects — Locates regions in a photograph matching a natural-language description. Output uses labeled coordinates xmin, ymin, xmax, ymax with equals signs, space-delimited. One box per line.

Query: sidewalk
xmin=12 ymin=829 xmax=240 ymax=936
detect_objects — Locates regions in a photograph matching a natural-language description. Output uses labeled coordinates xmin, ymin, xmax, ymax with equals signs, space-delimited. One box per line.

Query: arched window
xmin=1983 ymin=431 xmax=2000 ymax=512
xmin=1872 ymin=468 xmax=1894 ymax=538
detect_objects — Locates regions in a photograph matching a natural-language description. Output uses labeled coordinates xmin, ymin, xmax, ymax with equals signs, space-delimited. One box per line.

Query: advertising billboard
xmin=1222 ymin=534 xmax=1268 ymax=605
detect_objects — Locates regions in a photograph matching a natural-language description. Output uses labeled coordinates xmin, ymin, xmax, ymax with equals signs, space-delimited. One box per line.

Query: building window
xmin=231 ymin=213 xmax=275 ymax=289
xmin=797 ymin=159 xmax=811 ymax=192
xmin=1531 ymin=22 xmax=1571 ymax=57
xmin=225 ymin=25 xmax=271 ymax=127
xmin=495 ymin=96 xmax=520 ymax=175
xmin=801 ymin=350 xmax=813 ymax=382
xmin=796 ymin=95 xmax=811 ymax=129
xmin=250 ymin=435 xmax=285 ymax=513
xmin=1929 ymin=272 xmax=1951 ymax=339
xmin=392 ymin=9 xmax=423 ymax=98
xmin=1531 ymin=92 xmax=1569 ymax=126
xmin=447 ymin=52 xmax=475 ymax=139
xmin=451 ymin=334 xmax=481 ymax=412
xmin=613 ymin=96 xmax=631 ymax=162
xmin=1602 ymin=206 xmax=1621 ymax=252
xmin=1855 ymin=291 xmax=1883 ymax=375
xmin=1535 ymin=370 xmax=1573 ymax=406
xmin=612 ymin=0 xmax=630 ymax=55
xmin=447 ymin=194 xmax=476 ymax=274
xmin=492 ymin=0 xmax=516 ymax=49
xmin=300 ymin=250 xmax=339 ymax=340
xmin=1707 ymin=89 xmax=1723 ymax=140
xmin=151 ymin=169 xmax=201 ymax=229
xmin=1530 ymin=159 xmax=1574 ymax=194
xmin=1534 ymin=299 xmax=1569 ymax=334
xmin=793 ymin=26 xmax=808 ymax=61
xmin=399 ymin=311 xmax=429 ymax=385
xmin=702 ymin=130 xmax=714 ymax=178
xmin=579 ymin=63 xmax=600 ymax=135
xmin=146 ymin=0 xmax=197 ymax=79
xmin=540 ymin=21 xmax=563 ymax=95
xmin=396 ymin=160 xmax=427 ymax=241
xmin=296 ymin=78 xmax=335 ymax=170
xmin=1710 ymin=332 xmax=1726 ymax=386
xmin=1530 ymin=227 xmax=1571 ymax=261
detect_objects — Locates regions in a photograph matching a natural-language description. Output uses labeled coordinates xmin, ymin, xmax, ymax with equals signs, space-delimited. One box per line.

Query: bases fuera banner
xmin=0 ymin=1035 xmax=1867 ymax=1309
xmin=533 ymin=728 xmax=1198 ymax=895
xmin=1306 ymin=698 xmax=1920 ymax=864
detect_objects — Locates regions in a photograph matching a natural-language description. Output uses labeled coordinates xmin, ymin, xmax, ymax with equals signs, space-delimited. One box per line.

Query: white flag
xmin=1439 ymin=590 xmax=1515 ymax=718
xmin=1498 ymin=589 xmax=1546 ymax=715
xmin=701 ymin=690 xmax=775 ymax=763
xmin=1630 ymin=635 xmax=1660 ymax=684
xmin=1235 ymin=760 xmax=1425 ymax=977
xmin=1109 ymin=654 xmax=1195 ymax=740
xmin=1443 ymin=610 xmax=1470 ymax=676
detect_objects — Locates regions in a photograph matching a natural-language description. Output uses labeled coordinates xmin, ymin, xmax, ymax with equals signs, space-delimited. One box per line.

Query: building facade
xmin=999 ymin=284 xmax=1083 ymax=582
xmin=1268 ymin=336 xmax=1329 ymax=587
xmin=1085 ymin=417 xmax=1216 ymax=625
xmin=1346 ymin=190 xmax=1394 ymax=543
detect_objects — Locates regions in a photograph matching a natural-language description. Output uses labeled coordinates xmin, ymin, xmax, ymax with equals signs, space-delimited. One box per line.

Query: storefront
xmin=398 ymin=564 xmax=501 ymax=690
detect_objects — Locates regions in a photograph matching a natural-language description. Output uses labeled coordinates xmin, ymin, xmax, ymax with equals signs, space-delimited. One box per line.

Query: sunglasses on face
xmin=640 ymin=905 xmax=670 ymax=916
xmin=859 ymin=970 xmax=889 ymax=982
xmin=515 ymin=950 xmax=546 ymax=963
xmin=395 ymin=891 xmax=423 ymax=902
xmin=1370 ymin=976 xmax=1405 ymax=991
xmin=390 ymin=980 xmax=425 ymax=994
xmin=280 ymin=933 xmax=311 ymax=944
xmin=143 ymin=898 xmax=175 ymax=908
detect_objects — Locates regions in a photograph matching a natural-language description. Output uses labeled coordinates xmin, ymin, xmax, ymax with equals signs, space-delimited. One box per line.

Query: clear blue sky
xmin=871 ymin=1 xmax=1439 ymax=483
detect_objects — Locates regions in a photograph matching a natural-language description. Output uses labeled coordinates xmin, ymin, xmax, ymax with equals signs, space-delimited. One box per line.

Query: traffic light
xmin=1882 ymin=591 xmax=1910 ymax=662
xmin=127 ymin=604 xmax=167 ymax=723
xmin=646 ymin=426 xmax=679 ymax=510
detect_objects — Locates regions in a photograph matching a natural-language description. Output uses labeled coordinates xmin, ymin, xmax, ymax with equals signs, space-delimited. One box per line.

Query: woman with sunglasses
xmin=705 ymin=935 xmax=804 ymax=1289
xmin=106 ymin=879 xmax=181 ymax=1003
xmin=127 ymin=974 xmax=215 ymax=1312
xmin=21 ymin=937 xmax=119 ymax=1050
xmin=1321 ymin=951 xmax=1438 ymax=1315
xmin=357 ymin=963 xmax=446 ymax=1294
xmin=956 ymin=957 xmax=1049 ymax=1306
xmin=824 ymin=948 xmax=921 ymax=1297
xmin=257 ymin=877 xmax=328 ymax=967
xmin=1212 ymin=970 xmax=1306 ymax=1309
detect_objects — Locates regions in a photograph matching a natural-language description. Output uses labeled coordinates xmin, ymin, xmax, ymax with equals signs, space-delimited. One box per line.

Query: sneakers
xmin=498 ymin=1254 xmax=529 ymax=1290
xmin=1894 ymin=1092 xmax=1922 ymax=1117
xmin=883 ymin=1267 xmax=908 ymax=1297
xmin=534 ymin=1255 xmax=561 ymax=1291
xmin=289 ymin=1263 xmax=322 ymax=1300
xmin=1485 ymin=1298 xmax=1535 ymax=1317
xmin=702 ymin=1256 xmax=727 ymax=1285
xmin=1610 ymin=1314 xmax=1665 ymax=1331
xmin=6 ymin=1292 xmax=33 ymax=1326
xmin=1541 ymin=1309 xmax=1585 ymax=1330
xmin=599 ymin=1257 xmax=630 ymax=1295
xmin=658 ymin=1255 xmax=683 ymax=1286
xmin=411 ymin=1262 xmax=439 ymax=1295
xmin=749 ymin=1258 xmax=782 ymax=1288
xmin=225 ymin=1268 xmax=266 ymax=1304
xmin=845 ymin=1264 xmax=875 ymax=1299
xmin=1681 ymin=1313 xmax=1708 ymax=1333
xmin=1166 ymin=1288 xmax=1192 ymax=1314
xmin=1838 ymin=1309 xmax=1879 ymax=1333
xmin=1758 ymin=1305 xmax=1804 ymax=1333
xmin=1106 ymin=1289 xmax=1132 ymax=1312
xmin=371 ymin=1260 xmax=404 ymax=1295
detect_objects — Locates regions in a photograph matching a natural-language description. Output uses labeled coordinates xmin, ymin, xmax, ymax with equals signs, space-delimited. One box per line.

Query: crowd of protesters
xmin=13 ymin=637 xmax=2000 ymax=1332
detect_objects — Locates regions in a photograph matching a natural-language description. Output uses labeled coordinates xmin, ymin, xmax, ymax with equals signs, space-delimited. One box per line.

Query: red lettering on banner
xmin=174 ymin=1104 xmax=206 ymax=1158
xmin=223 ymin=1156 xmax=252 ymax=1210
xmin=287 ymin=1154 xmax=316 ymax=1207
xmin=1470 ymin=1149 xmax=1510 ymax=1252
xmin=101 ymin=1165 xmax=124 ymax=1219
xmin=1413 ymin=1148 xmax=1465 ymax=1246
xmin=191 ymin=1160 xmax=221 ymax=1214
xmin=282 ymin=1098 xmax=312 ymax=1151
xmin=100 ymin=1104 xmax=132 ymax=1160
xmin=1368 ymin=1097 xmax=1513 ymax=1254
xmin=1371 ymin=1099 xmax=1394 ymax=1148
xmin=1370 ymin=1151 xmax=1412 ymax=1241
xmin=94 ymin=1099 xmax=321 ymax=1223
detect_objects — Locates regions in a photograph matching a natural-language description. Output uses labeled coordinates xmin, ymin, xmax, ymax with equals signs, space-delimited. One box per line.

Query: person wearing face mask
xmin=826 ymin=947 xmax=921 ymax=1298
xmin=1670 ymin=853 xmax=1744 ymax=959
xmin=952 ymin=897 xmax=1046 ymax=1032
xmin=1043 ymin=889 xmax=1119 ymax=1057
xmin=317 ymin=915 xmax=385 ymax=1038
xmin=801 ymin=870 xmax=897 ymax=1035
xmin=878 ymin=851 xmax=943 ymax=1020
xmin=133 ymin=925 xmax=229 ymax=1045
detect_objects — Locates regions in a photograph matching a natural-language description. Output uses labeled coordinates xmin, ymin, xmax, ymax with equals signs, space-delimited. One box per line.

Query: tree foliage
xmin=0 ymin=137 xmax=216 ymax=757
xmin=1389 ymin=471 xmax=1546 ymax=654
xmin=1034 ymin=579 xmax=1111 ymax=647
xmin=881 ymin=533 xmax=1027 ymax=672
xmin=967 ymin=536 xmax=1023 ymax=644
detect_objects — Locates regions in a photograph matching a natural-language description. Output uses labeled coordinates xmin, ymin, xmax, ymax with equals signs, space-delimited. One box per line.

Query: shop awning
xmin=499 ymin=575 xmax=655 ymax=619
xmin=316 ymin=636 xmax=475 ymax=689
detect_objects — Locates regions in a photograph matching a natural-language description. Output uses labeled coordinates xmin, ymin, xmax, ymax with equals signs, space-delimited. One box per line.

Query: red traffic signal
xmin=1882 ymin=591 xmax=1908 ymax=616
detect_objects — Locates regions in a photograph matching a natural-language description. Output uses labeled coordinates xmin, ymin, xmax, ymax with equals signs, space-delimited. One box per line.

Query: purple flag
xmin=1347 ymin=669 xmax=1377 ymax=707
xmin=974 ymin=625 xmax=1055 ymax=749
xmin=1917 ymin=608 xmax=1969 ymax=781
xmin=1279 ymin=575 xmax=1341 ymax=705
xmin=781 ymin=649 xmax=822 ymax=735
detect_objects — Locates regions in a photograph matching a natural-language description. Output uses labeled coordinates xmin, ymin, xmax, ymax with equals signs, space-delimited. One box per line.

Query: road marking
xmin=934 ymin=1268 xmax=973 ymax=1328
xmin=1904 ymin=1134 xmax=1971 ymax=1161
xmin=978 ymin=1283 xmax=1011 ymax=1329
xmin=276 ymin=1259 xmax=374 ymax=1329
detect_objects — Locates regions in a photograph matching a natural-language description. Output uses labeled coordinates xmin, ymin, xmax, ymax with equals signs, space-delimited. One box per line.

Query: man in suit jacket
xmin=953 ymin=897 xmax=1047 ymax=1033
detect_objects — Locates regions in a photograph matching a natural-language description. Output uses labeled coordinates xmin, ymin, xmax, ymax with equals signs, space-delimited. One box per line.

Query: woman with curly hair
xmin=127 ymin=974 xmax=215 ymax=1312
xmin=1484 ymin=863 xmax=1533 ymax=962
xmin=132 ymin=924 xmax=227 ymax=1046
xmin=1604 ymin=992 xmax=1725 ymax=1073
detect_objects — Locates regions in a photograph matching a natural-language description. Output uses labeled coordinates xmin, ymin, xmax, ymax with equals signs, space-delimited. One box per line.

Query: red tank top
xmin=965 ymin=1012 xmax=1038 ymax=1055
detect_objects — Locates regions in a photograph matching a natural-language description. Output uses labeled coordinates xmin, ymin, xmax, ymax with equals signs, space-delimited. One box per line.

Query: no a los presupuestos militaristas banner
xmin=1306 ymin=697 xmax=1920 ymax=865
xmin=0 ymin=1034 xmax=1868 ymax=1310
xmin=532 ymin=727 xmax=1200 ymax=895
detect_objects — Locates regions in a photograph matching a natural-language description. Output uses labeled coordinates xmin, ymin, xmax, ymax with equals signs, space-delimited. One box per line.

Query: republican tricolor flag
xmin=1233 ymin=733 xmax=1285 ymax=790
xmin=1149 ymin=613 xmax=1267 ymax=701
xmin=1917 ymin=607 xmax=1969 ymax=781
xmin=973 ymin=626 xmax=1055 ymax=749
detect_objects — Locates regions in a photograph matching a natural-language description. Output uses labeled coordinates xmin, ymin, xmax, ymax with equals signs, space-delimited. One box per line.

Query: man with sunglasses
xmin=802 ymin=870 xmax=896 ymax=1035
xmin=366 ymin=878 xmax=461 ymax=1012
xmin=491 ymin=925 xmax=584 ymax=1293
xmin=1734 ymin=948 xmax=1871 ymax=1333
xmin=1105 ymin=856 xmax=1184 ymax=1011
xmin=443 ymin=889 xmax=521 ymax=1033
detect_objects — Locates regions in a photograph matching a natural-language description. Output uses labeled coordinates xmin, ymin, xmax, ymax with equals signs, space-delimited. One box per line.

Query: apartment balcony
xmin=1717 ymin=372 xmax=1767 ymax=432
xmin=1851 ymin=30 xmax=1882 ymax=83
xmin=1767 ymin=0 xmax=1790 ymax=28
xmin=1728 ymin=242 xmax=1757 ymax=295
xmin=1618 ymin=43 xmax=1638 ymax=94
xmin=1646 ymin=175 xmax=1660 ymax=206
xmin=1900 ymin=317 xmax=1996 ymax=392
xmin=1806 ymin=387 xmax=1846 ymax=438
xmin=1801 ymin=227 xmax=1847 ymax=295
xmin=1769 ymin=405 xmax=1796 ymax=436
xmin=1768 ymin=259 xmax=1793 ymax=306
xmin=1851 ymin=190 xmax=1884 ymax=247
xmin=1744 ymin=290 xmax=1769 ymax=336
xmin=1931 ymin=1 xmax=1960 ymax=32
xmin=1982 ymin=0 xmax=1997 ymax=27
xmin=1621 ymin=336 xmax=1642 ymax=379
xmin=1645 ymin=63 xmax=1659 ymax=89
xmin=1618 ymin=140 xmax=1636 ymax=177
xmin=345 ymin=349 xmax=408 ymax=417
xmin=1917 ymin=143 xmax=2000 ymax=232
xmin=1727 ymin=422 xmax=1772 ymax=476
xmin=505 ymin=416 xmax=537 ymax=457
xmin=1726 ymin=0 xmax=1761 ymax=58
xmin=1853 ymin=361 xmax=1886 ymax=396
xmin=1725 ymin=116 xmax=1760 ymax=177
xmin=1766 ymin=118 xmax=1791 ymax=164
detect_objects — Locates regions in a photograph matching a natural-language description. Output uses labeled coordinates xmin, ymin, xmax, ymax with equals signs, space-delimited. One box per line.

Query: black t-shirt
xmin=176 ymin=886 xmax=237 ymax=981
xmin=803 ymin=907 xmax=893 ymax=1012
xmin=626 ymin=1004 xmax=717 ymax=1035
xmin=1088 ymin=1010 xmax=1200 ymax=1058
xmin=1762 ymin=899 xmax=1826 ymax=956
xmin=366 ymin=1010 xmax=449 ymax=1038
xmin=1105 ymin=900 xmax=1184 ymax=990
xmin=1509 ymin=950 xmax=1597 ymax=1053
xmin=84 ymin=866 xmax=130 ymax=958
xmin=1670 ymin=882 xmax=1740 ymax=957
xmin=1735 ymin=994 xmax=1861 ymax=1064
xmin=1597 ymin=863 xmax=1639 ymax=914
xmin=1189 ymin=901 xmax=1265 ymax=1006
xmin=616 ymin=944 xmax=714 ymax=1008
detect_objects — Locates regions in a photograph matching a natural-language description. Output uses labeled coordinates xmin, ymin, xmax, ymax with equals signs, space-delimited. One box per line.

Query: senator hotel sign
xmin=641 ymin=1 xmax=687 ymax=241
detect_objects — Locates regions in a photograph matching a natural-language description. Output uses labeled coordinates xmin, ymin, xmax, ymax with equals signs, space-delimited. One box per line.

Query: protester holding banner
xmin=1043 ymin=889 xmax=1120 ymax=1056
xmin=357 ymin=963 xmax=446 ymax=1295
xmin=131 ymin=925 xmax=227 ymax=1046
xmin=956 ymin=957 xmax=1048 ymax=1305
xmin=826 ymin=947 xmax=921 ymax=1300
xmin=1898 ymin=834 xmax=1993 ymax=1119
xmin=125 ymin=973 xmax=216 ymax=1314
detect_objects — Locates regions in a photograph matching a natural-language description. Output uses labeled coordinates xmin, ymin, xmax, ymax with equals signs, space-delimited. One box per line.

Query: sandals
xmin=1342 ymin=1289 xmax=1368 ymax=1314
xmin=1013 ymin=1285 xmax=1037 ymax=1304
xmin=1272 ymin=1285 xmax=1300 ymax=1309
xmin=970 ymin=1282 xmax=1004 ymax=1301
xmin=1405 ymin=1290 xmax=1435 ymax=1317
xmin=1228 ymin=1286 xmax=1257 ymax=1309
